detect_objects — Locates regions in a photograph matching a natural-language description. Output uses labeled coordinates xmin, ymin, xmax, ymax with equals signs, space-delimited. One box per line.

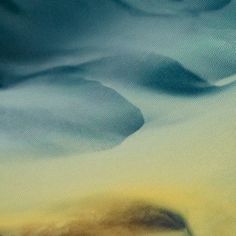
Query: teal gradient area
xmin=0 ymin=76 xmax=143 ymax=158
xmin=0 ymin=0 xmax=236 ymax=235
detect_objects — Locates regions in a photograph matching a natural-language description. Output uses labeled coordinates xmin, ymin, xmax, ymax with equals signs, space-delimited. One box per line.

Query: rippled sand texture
xmin=0 ymin=0 xmax=236 ymax=235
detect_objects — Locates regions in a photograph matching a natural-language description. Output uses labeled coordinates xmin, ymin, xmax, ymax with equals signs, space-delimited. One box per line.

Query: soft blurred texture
xmin=0 ymin=0 xmax=235 ymax=235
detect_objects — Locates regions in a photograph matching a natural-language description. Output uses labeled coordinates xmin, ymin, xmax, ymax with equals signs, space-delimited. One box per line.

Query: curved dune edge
xmin=9 ymin=202 xmax=192 ymax=236
xmin=18 ymin=52 xmax=229 ymax=96
xmin=0 ymin=185 xmax=235 ymax=236
xmin=3 ymin=51 xmax=233 ymax=158
xmin=0 ymin=75 xmax=144 ymax=158
xmin=114 ymin=0 xmax=232 ymax=17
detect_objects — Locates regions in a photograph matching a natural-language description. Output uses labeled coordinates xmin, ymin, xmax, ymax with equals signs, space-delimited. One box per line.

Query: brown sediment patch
xmin=15 ymin=200 xmax=191 ymax=236
xmin=1 ymin=186 xmax=236 ymax=235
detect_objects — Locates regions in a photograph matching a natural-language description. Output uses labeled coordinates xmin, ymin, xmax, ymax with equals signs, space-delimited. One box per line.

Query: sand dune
xmin=1 ymin=199 xmax=193 ymax=236
xmin=0 ymin=76 xmax=143 ymax=158
xmin=0 ymin=0 xmax=236 ymax=235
